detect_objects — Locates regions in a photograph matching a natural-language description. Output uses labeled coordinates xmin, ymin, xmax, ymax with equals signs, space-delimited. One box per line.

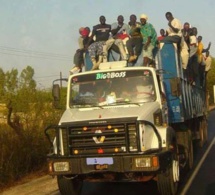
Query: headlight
xmin=53 ymin=161 xmax=70 ymax=172
xmin=135 ymin=157 xmax=151 ymax=167
xmin=135 ymin=156 xmax=159 ymax=168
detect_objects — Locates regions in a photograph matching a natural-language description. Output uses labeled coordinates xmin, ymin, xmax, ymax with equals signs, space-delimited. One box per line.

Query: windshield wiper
xmin=118 ymin=101 xmax=141 ymax=106
xmin=72 ymin=103 xmax=104 ymax=109
xmin=106 ymin=100 xmax=141 ymax=107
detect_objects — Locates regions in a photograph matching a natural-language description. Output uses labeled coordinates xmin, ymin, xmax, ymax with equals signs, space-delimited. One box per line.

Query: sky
xmin=0 ymin=0 xmax=214 ymax=88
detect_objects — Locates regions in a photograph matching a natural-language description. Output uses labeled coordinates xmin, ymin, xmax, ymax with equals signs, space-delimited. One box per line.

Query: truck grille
xmin=63 ymin=122 xmax=138 ymax=156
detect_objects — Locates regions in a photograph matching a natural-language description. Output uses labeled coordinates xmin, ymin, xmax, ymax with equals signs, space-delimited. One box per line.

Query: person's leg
xmin=161 ymin=35 xmax=181 ymax=44
xmin=96 ymin=41 xmax=105 ymax=67
xmin=88 ymin=42 xmax=96 ymax=59
xmin=186 ymin=59 xmax=192 ymax=83
xmin=134 ymin=37 xmax=143 ymax=56
xmin=143 ymin=44 xmax=154 ymax=67
xmin=127 ymin=38 xmax=138 ymax=62
xmin=115 ymin=39 xmax=127 ymax=60
xmin=103 ymin=38 xmax=115 ymax=62
xmin=199 ymin=65 xmax=203 ymax=87
xmin=122 ymin=37 xmax=129 ymax=54
xmin=126 ymin=38 xmax=134 ymax=56
xmin=88 ymin=42 xmax=99 ymax=70
xmin=70 ymin=50 xmax=84 ymax=74
xmin=193 ymin=55 xmax=199 ymax=85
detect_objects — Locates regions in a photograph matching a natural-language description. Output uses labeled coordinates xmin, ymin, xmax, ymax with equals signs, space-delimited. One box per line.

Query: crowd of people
xmin=70 ymin=12 xmax=212 ymax=87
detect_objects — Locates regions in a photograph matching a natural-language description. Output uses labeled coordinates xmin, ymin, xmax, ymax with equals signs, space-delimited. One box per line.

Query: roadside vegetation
xmin=0 ymin=66 xmax=66 ymax=191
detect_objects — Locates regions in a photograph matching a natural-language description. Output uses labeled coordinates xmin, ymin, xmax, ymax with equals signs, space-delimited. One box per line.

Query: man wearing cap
xmin=140 ymin=14 xmax=157 ymax=67
xmin=70 ymin=27 xmax=93 ymax=74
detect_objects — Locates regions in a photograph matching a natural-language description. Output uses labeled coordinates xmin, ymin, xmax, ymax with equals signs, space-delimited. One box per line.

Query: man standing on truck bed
xmin=87 ymin=15 xmax=113 ymax=70
xmin=139 ymin=14 xmax=157 ymax=67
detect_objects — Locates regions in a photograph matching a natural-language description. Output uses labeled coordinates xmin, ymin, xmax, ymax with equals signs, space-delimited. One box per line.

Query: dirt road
xmin=1 ymin=175 xmax=59 ymax=195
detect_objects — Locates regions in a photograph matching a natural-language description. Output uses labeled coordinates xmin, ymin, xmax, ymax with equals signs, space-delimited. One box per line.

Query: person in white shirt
xmin=162 ymin=12 xmax=182 ymax=44
xmin=204 ymin=51 xmax=212 ymax=88
xmin=106 ymin=15 xmax=130 ymax=61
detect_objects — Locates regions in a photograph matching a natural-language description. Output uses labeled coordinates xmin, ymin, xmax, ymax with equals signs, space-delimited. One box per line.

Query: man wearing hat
xmin=140 ymin=14 xmax=157 ymax=66
xmin=70 ymin=27 xmax=93 ymax=74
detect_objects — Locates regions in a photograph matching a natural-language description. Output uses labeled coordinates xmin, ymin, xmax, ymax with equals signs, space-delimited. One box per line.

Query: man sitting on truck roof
xmin=87 ymin=15 xmax=113 ymax=70
xmin=162 ymin=12 xmax=182 ymax=44
xmin=70 ymin=27 xmax=93 ymax=74
xmin=109 ymin=15 xmax=130 ymax=61
xmin=126 ymin=14 xmax=143 ymax=63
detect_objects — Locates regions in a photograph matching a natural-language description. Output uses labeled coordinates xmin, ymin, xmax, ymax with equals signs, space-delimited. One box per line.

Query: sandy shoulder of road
xmin=1 ymin=174 xmax=58 ymax=195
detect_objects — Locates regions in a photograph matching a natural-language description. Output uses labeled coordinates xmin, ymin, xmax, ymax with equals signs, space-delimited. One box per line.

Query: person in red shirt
xmin=157 ymin=29 xmax=166 ymax=42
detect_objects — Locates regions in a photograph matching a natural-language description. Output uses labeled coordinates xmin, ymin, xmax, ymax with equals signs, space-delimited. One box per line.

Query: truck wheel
xmin=157 ymin=159 xmax=179 ymax=195
xmin=157 ymin=139 xmax=179 ymax=195
xmin=57 ymin=175 xmax=83 ymax=195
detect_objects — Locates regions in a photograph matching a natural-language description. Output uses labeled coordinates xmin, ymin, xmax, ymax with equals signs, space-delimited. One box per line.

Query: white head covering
xmin=140 ymin=14 xmax=148 ymax=21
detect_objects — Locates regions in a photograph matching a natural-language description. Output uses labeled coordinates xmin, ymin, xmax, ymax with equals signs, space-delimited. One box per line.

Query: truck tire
xmin=157 ymin=159 xmax=179 ymax=195
xmin=157 ymin=140 xmax=179 ymax=195
xmin=57 ymin=175 xmax=83 ymax=195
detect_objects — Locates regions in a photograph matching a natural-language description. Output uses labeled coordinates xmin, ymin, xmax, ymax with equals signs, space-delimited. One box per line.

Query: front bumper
xmin=47 ymin=151 xmax=172 ymax=176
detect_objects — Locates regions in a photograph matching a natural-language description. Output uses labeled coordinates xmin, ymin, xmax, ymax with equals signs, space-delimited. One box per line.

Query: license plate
xmin=86 ymin=157 xmax=113 ymax=165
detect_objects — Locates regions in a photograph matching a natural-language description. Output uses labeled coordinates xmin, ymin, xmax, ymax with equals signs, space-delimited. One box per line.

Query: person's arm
xmin=111 ymin=25 xmax=121 ymax=36
xmin=168 ymin=19 xmax=180 ymax=33
xmin=168 ymin=22 xmax=179 ymax=33
xmin=202 ymin=42 xmax=211 ymax=53
xmin=78 ymin=37 xmax=84 ymax=49
xmin=144 ymin=36 xmax=151 ymax=50
xmin=85 ymin=29 xmax=95 ymax=49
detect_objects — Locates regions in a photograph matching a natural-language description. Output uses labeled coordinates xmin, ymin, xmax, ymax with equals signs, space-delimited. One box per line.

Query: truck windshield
xmin=69 ymin=70 xmax=156 ymax=108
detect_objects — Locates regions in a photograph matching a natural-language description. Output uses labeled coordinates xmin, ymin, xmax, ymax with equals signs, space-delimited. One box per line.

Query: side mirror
xmin=170 ymin=77 xmax=181 ymax=97
xmin=52 ymin=84 xmax=60 ymax=108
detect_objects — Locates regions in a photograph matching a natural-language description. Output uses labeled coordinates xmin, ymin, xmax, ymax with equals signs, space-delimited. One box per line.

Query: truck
xmin=44 ymin=42 xmax=208 ymax=195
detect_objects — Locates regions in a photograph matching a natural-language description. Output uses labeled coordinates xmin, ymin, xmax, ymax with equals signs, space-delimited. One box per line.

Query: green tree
xmin=0 ymin=66 xmax=64 ymax=189
xmin=19 ymin=65 xmax=36 ymax=90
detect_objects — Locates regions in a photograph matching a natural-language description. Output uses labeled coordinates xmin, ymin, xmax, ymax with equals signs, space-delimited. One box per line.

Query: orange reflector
xmin=152 ymin=156 xmax=159 ymax=167
xmin=74 ymin=150 xmax=79 ymax=154
xmin=98 ymin=148 xmax=104 ymax=154
xmin=114 ymin=148 xmax=119 ymax=152
xmin=48 ymin=162 xmax=53 ymax=173
xmin=114 ymin=128 xmax=118 ymax=133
